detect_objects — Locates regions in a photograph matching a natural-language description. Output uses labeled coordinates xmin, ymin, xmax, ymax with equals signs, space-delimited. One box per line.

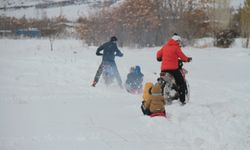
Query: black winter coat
xmin=96 ymin=41 xmax=123 ymax=62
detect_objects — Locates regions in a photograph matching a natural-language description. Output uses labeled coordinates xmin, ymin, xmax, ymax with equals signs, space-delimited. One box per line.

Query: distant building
xmin=16 ymin=28 xmax=41 ymax=37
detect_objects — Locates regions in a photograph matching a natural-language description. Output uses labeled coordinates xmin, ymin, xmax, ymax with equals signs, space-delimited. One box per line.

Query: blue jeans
xmin=93 ymin=61 xmax=122 ymax=86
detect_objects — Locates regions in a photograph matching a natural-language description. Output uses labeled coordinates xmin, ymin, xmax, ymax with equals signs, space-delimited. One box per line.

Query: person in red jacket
xmin=156 ymin=33 xmax=192 ymax=105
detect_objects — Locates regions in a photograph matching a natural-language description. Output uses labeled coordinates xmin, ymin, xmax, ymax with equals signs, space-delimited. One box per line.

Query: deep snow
xmin=0 ymin=38 xmax=250 ymax=150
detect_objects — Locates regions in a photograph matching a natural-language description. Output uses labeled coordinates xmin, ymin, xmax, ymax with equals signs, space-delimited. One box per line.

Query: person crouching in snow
xmin=141 ymin=82 xmax=166 ymax=117
xmin=125 ymin=65 xmax=144 ymax=94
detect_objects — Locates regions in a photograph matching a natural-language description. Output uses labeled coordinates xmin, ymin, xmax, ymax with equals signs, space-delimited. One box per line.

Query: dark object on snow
xmin=214 ymin=29 xmax=238 ymax=48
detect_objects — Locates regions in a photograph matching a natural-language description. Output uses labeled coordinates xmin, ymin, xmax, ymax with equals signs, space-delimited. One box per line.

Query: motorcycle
xmin=158 ymin=62 xmax=190 ymax=105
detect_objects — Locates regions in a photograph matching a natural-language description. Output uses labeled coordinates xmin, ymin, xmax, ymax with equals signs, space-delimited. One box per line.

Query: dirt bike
xmin=158 ymin=66 xmax=190 ymax=105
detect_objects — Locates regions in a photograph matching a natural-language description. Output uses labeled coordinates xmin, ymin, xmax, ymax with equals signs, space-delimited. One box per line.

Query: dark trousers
xmin=93 ymin=61 xmax=122 ymax=86
xmin=141 ymin=102 xmax=151 ymax=115
xmin=163 ymin=69 xmax=186 ymax=103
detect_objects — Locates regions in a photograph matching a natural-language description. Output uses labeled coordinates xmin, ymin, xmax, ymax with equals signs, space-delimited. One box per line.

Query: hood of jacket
xmin=166 ymin=39 xmax=180 ymax=46
xmin=150 ymin=83 xmax=162 ymax=96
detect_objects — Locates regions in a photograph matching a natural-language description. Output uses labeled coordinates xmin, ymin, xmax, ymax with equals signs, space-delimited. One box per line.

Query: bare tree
xmin=49 ymin=32 xmax=59 ymax=51
xmin=77 ymin=0 xmax=214 ymax=47
xmin=241 ymin=0 xmax=250 ymax=48
xmin=208 ymin=0 xmax=232 ymax=32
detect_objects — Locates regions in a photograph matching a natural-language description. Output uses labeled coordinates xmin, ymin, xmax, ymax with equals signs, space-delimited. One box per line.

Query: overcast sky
xmin=231 ymin=0 xmax=245 ymax=7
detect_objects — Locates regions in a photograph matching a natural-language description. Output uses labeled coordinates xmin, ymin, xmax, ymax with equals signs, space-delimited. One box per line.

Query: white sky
xmin=230 ymin=0 xmax=245 ymax=7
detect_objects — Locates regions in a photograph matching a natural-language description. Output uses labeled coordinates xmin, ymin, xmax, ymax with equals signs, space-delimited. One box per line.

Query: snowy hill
xmin=0 ymin=0 xmax=244 ymax=21
xmin=0 ymin=0 xmax=122 ymax=21
xmin=0 ymin=0 xmax=119 ymax=8
xmin=0 ymin=38 xmax=250 ymax=150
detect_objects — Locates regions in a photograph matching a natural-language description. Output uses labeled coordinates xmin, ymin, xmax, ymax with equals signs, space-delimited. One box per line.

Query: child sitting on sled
xmin=125 ymin=65 xmax=144 ymax=94
xmin=141 ymin=81 xmax=166 ymax=117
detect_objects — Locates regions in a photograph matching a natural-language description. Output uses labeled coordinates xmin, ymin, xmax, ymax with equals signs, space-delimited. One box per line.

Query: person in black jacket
xmin=92 ymin=36 xmax=124 ymax=88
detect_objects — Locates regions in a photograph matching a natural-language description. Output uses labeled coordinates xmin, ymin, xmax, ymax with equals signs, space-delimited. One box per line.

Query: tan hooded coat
xmin=143 ymin=83 xmax=165 ymax=113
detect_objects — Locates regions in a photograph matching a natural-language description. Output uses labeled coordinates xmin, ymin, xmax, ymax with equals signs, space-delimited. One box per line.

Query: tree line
xmin=77 ymin=0 xmax=250 ymax=48
xmin=0 ymin=15 xmax=72 ymax=37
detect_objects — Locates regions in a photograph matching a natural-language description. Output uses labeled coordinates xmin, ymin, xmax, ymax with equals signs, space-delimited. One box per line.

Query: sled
xmin=126 ymin=87 xmax=143 ymax=94
xmin=149 ymin=112 xmax=166 ymax=118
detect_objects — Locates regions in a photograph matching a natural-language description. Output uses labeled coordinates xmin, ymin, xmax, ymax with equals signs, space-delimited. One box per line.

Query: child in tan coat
xmin=141 ymin=82 xmax=166 ymax=116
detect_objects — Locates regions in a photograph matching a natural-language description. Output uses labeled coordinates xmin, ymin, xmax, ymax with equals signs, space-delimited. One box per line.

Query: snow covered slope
xmin=0 ymin=0 xmax=121 ymax=21
xmin=1 ymin=0 xmax=45 ymax=7
xmin=0 ymin=0 xmax=116 ymax=7
xmin=0 ymin=3 xmax=94 ymax=20
xmin=0 ymin=0 xmax=243 ymax=21
xmin=0 ymin=39 xmax=250 ymax=150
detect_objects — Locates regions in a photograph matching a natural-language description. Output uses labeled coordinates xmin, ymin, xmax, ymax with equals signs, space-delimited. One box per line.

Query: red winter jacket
xmin=157 ymin=39 xmax=189 ymax=71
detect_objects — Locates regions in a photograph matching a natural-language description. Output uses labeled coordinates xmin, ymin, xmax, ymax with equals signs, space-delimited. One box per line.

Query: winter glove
xmin=157 ymin=57 xmax=162 ymax=62
xmin=116 ymin=52 xmax=123 ymax=57
xmin=96 ymin=52 xmax=103 ymax=56
xmin=187 ymin=57 xmax=192 ymax=62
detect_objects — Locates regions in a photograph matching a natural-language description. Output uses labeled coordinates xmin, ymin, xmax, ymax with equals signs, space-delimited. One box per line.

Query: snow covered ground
xmin=0 ymin=38 xmax=250 ymax=150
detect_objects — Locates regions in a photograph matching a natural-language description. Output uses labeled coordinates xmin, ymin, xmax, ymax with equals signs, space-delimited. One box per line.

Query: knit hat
xmin=134 ymin=65 xmax=141 ymax=75
xmin=172 ymin=33 xmax=181 ymax=42
xmin=110 ymin=36 xmax=118 ymax=42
